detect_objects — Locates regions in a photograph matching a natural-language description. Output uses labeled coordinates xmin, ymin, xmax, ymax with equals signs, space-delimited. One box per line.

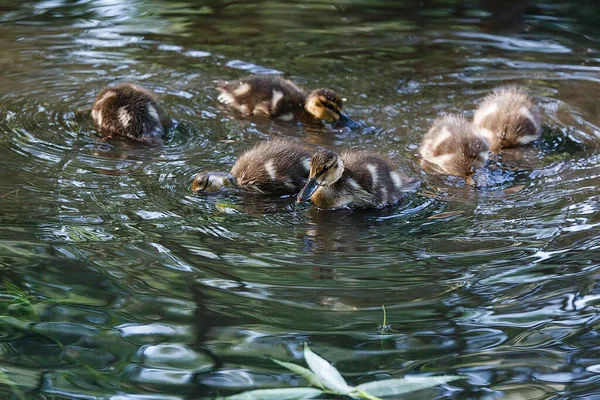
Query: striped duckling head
xmin=305 ymin=89 xmax=358 ymax=128
xmin=297 ymin=149 xmax=344 ymax=202
xmin=192 ymin=172 xmax=236 ymax=193
xmin=420 ymin=114 xmax=489 ymax=178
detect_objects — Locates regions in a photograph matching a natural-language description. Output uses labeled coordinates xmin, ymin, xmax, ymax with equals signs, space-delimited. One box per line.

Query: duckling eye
xmin=322 ymin=165 xmax=330 ymax=172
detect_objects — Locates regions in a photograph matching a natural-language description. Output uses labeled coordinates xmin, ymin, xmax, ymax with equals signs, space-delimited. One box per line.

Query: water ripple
xmin=1 ymin=1 xmax=600 ymax=399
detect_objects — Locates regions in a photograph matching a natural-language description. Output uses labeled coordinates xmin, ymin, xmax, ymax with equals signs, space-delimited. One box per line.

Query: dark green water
xmin=1 ymin=0 xmax=600 ymax=398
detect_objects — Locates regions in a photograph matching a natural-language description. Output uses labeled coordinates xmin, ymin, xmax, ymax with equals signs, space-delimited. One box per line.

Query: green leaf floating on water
xmin=273 ymin=358 xmax=325 ymax=389
xmin=226 ymin=344 xmax=462 ymax=399
xmin=303 ymin=343 xmax=354 ymax=395
xmin=220 ymin=387 xmax=323 ymax=400
xmin=355 ymin=375 xmax=464 ymax=397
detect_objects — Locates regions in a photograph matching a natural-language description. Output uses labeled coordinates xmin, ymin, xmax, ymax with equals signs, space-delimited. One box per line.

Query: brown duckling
xmin=473 ymin=86 xmax=542 ymax=151
xmin=192 ymin=138 xmax=311 ymax=195
xmin=297 ymin=149 xmax=409 ymax=209
xmin=92 ymin=83 xmax=170 ymax=142
xmin=216 ymin=75 xmax=359 ymax=128
xmin=420 ymin=114 xmax=489 ymax=178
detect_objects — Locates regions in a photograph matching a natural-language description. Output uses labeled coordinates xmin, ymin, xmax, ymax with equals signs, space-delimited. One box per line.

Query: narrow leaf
xmin=504 ymin=185 xmax=525 ymax=195
xmin=0 ymin=316 xmax=31 ymax=331
xmin=355 ymin=376 xmax=463 ymax=397
xmin=352 ymin=389 xmax=384 ymax=400
xmin=273 ymin=359 xmax=325 ymax=389
xmin=427 ymin=210 xmax=465 ymax=220
xmin=304 ymin=344 xmax=353 ymax=395
xmin=220 ymin=387 xmax=323 ymax=400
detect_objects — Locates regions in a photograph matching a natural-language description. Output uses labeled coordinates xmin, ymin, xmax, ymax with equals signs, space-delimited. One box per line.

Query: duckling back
xmin=231 ymin=138 xmax=311 ymax=194
xmin=217 ymin=75 xmax=306 ymax=121
xmin=420 ymin=114 xmax=489 ymax=178
xmin=92 ymin=83 xmax=169 ymax=142
xmin=473 ymin=86 xmax=541 ymax=151
xmin=313 ymin=151 xmax=407 ymax=209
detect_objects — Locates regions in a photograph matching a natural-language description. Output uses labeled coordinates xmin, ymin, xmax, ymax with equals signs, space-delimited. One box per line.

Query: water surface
xmin=1 ymin=0 xmax=600 ymax=398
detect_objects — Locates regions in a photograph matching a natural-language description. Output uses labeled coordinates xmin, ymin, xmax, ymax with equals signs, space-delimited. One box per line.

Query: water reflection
xmin=1 ymin=0 xmax=600 ymax=398
xmin=481 ymin=0 xmax=530 ymax=32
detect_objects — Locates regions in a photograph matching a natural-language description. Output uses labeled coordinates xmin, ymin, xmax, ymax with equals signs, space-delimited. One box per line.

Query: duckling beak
xmin=297 ymin=178 xmax=320 ymax=203
xmin=337 ymin=112 xmax=360 ymax=129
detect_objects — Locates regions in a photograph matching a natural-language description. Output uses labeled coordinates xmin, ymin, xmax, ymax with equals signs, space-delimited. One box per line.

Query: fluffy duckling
xmin=216 ymin=75 xmax=359 ymax=128
xmin=192 ymin=138 xmax=311 ymax=195
xmin=473 ymin=86 xmax=542 ymax=151
xmin=92 ymin=83 xmax=170 ymax=142
xmin=297 ymin=149 xmax=408 ymax=209
xmin=420 ymin=114 xmax=489 ymax=178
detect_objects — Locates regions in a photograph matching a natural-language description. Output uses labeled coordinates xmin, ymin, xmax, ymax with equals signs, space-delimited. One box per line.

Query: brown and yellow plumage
xmin=473 ymin=86 xmax=541 ymax=151
xmin=91 ymin=83 xmax=170 ymax=142
xmin=217 ymin=75 xmax=358 ymax=128
xmin=297 ymin=149 xmax=408 ymax=209
xmin=420 ymin=114 xmax=489 ymax=178
xmin=192 ymin=138 xmax=312 ymax=195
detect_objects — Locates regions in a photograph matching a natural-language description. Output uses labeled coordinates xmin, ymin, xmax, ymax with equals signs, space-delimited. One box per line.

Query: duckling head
xmin=192 ymin=172 xmax=236 ymax=193
xmin=422 ymin=139 xmax=489 ymax=179
xmin=297 ymin=149 xmax=344 ymax=202
xmin=305 ymin=89 xmax=359 ymax=129
xmin=453 ymin=139 xmax=489 ymax=177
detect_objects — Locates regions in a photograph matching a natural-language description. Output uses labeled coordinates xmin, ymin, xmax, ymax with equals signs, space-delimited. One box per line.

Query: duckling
xmin=420 ymin=114 xmax=489 ymax=178
xmin=192 ymin=138 xmax=312 ymax=195
xmin=473 ymin=86 xmax=542 ymax=151
xmin=216 ymin=75 xmax=359 ymax=128
xmin=297 ymin=149 xmax=408 ymax=209
xmin=91 ymin=83 xmax=170 ymax=142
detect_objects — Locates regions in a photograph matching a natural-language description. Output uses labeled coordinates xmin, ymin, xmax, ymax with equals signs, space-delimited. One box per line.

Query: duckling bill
xmin=297 ymin=149 xmax=409 ymax=209
xmin=420 ymin=114 xmax=489 ymax=179
xmin=192 ymin=138 xmax=312 ymax=195
xmin=92 ymin=83 xmax=170 ymax=142
xmin=216 ymin=75 xmax=359 ymax=129
xmin=473 ymin=86 xmax=541 ymax=151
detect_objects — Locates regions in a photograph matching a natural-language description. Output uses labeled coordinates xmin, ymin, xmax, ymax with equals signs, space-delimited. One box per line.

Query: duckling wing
xmin=217 ymin=75 xmax=305 ymax=118
xmin=231 ymin=139 xmax=311 ymax=194
xmin=340 ymin=151 xmax=405 ymax=206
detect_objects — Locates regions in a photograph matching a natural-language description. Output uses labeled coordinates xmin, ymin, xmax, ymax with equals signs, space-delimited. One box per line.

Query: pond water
xmin=1 ymin=0 xmax=600 ymax=398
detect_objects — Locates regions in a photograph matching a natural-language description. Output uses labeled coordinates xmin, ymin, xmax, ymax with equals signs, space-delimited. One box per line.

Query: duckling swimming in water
xmin=92 ymin=83 xmax=170 ymax=142
xmin=192 ymin=138 xmax=312 ymax=195
xmin=420 ymin=114 xmax=489 ymax=178
xmin=297 ymin=149 xmax=408 ymax=209
xmin=216 ymin=75 xmax=359 ymax=128
xmin=473 ymin=86 xmax=541 ymax=151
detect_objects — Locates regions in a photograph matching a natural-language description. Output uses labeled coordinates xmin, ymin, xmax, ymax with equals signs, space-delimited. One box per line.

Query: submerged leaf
xmin=427 ymin=210 xmax=465 ymax=220
xmin=0 ymin=364 xmax=43 ymax=392
xmin=0 ymin=316 xmax=31 ymax=331
xmin=304 ymin=344 xmax=353 ymax=395
xmin=503 ymin=185 xmax=525 ymax=195
xmin=220 ymin=387 xmax=323 ymax=400
xmin=273 ymin=359 xmax=325 ymax=389
xmin=355 ymin=375 xmax=463 ymax=397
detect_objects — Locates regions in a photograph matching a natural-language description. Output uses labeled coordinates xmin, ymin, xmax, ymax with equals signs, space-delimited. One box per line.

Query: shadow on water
xmin=2 ymin=0 xmax=600 ymax=398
